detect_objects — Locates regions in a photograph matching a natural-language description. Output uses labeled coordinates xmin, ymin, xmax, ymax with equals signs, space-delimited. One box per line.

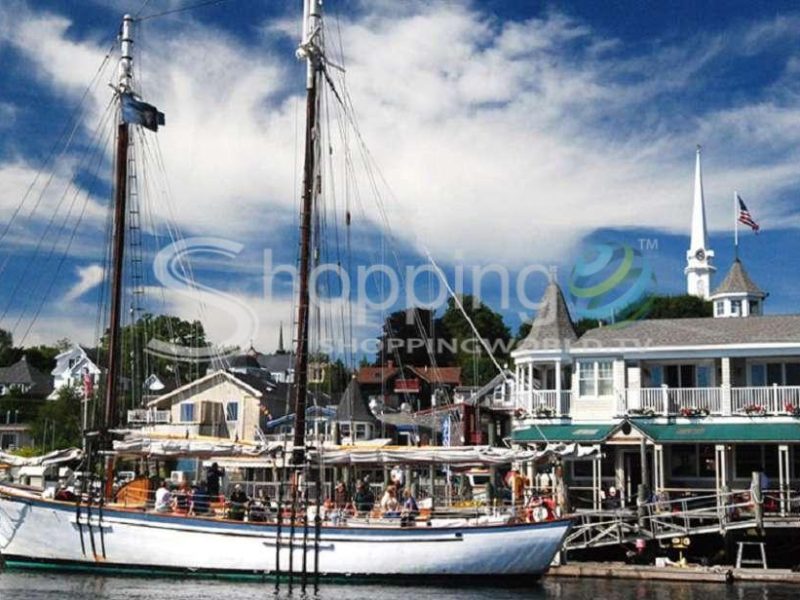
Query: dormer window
xmin=730 ymin=300 xmax=741 ymax=316
xmin=748 ymin=300 xmax=760 ymax=316
xmin=715 ymin=301 xmax=724 ymax=316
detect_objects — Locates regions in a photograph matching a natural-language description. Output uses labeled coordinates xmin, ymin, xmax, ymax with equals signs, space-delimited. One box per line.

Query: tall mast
xmin=291 ymin=0 xmax=323 ymax=466
xmin=104 ymin=14 xmax=134 ymax=434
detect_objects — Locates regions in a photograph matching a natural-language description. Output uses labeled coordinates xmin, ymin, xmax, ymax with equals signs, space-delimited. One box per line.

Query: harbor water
xmin=0 ymin=571 xmax=797 ymax=600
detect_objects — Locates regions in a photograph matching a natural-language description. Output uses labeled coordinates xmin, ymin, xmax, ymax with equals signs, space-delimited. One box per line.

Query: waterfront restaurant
xmin=511 ymin=273 xmax=800 ymax=513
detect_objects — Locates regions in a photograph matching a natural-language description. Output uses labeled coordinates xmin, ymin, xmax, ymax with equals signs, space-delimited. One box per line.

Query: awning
xmin=512 ymin=423 xmax=618 ymax=444
xmin=632 ymin=421 xmax=800 ymax=443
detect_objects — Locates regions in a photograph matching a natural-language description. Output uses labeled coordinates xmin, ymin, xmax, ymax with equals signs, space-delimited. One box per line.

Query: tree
xmin=101 ymin=313 xmax=210 ymax=409
xmin=0 ymin=328 xmax=21 ymax=367
xmin=30 ymin=385 xmax=83 ymax=452
xmin=441 ymin=295 xmax=511 ymax=387
xmin=375 ymin=308 xmax=454 ymax=367
xmin=23 ymin=345 xmax=61 ymax=374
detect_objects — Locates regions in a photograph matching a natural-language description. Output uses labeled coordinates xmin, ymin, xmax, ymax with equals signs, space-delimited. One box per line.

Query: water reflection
xmin=0 ymin=572 xmax=798 ymax=600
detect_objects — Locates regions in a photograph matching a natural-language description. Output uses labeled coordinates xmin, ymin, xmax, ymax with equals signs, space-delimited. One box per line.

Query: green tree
xmin=23 ymin=345 xmax=61 ymax=374
xmin=102 ymin=313 xmax=210 ymax=407
xmin=0 ymin=328 xmax=22 ymax=367
xmin=375 ymin=308 xmax=454 ymax=367
xmin=441 ymin=295 xmax=511 ymax=387
xmin=30 ymin=385 xmax=83 ymax=452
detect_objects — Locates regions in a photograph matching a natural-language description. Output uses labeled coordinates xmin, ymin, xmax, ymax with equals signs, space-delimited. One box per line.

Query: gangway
xmin=564 ymin=491 xmax=760 ymax=551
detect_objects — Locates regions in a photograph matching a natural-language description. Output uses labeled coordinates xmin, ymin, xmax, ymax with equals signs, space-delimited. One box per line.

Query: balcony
xmin=623 ymin=385 xmax=800 ymax=417
xmin=127 ymin=409 xmax=171 ymax=425
xmin=515 ymin=390 xmax=572 ymax=417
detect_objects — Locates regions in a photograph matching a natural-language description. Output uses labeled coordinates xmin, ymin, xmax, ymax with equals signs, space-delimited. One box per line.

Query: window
xmin=734 ymin=445 xmax=779 ymax=480
xmin=698 ymin=444 xmax=716 ymax=477
xmin=648 ymin=366 xmax=663 ymax=387
xmin=339 ymin=423 xmax=351 ymax=437
xmin=697 ymin=366 xmax=710 ymax=388
xmin=578 ymin=361 xmax=595 ymax=396
xmin=670 ymin=445 xmax=698 ymax=477
xmin=179 ymin=403 xmax=195 ymax=422
xmin=731 ymin=300 xmax=741 ymax=316
xmin=751 ymin=364 xmax=766 ymax=387
xmin=715 ymin=301 xmax=724 ymax=316
xmin=748 ymin=300 xmax=760 ymax=316
xmin=786 ymin=364 xmax=800 ymax=386
xmin=225 ymin=402 xmax=239 ymax=422
xmin=354 ymin=423 xmax=369 ymax=440
xmin=572 ymin=456 xmax=615 ymax=479
xmin=578 ymin=360 xmax=614 ymax=397
xmin=0 ymin=433 xmax=17 ymax=450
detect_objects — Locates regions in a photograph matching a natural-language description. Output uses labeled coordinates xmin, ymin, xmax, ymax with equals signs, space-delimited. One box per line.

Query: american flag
xmin=737 ymin=194 xmax=760 ymax=232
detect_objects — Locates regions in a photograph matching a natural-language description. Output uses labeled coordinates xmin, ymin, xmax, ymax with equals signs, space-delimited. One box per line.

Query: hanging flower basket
xmin=743 ymin=404 xmax=766 ymax=416
xmin=784 ymin=403 xmax=800 ymax=417
xmin=679 ymin=407 xmax=709 ymax=418
xmin=627 ymin=408 xmax=655 ymax=418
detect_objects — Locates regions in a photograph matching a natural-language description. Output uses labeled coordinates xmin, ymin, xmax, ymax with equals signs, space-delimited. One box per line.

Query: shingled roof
xmin=573 ymin=315 xmax=800 ymax=350
xmin=712 ymin=259 xmax=765 ymax=298
xmin=335 ymin=378 xmax=377 ymax=423
xmin=0 ymin=357 xmax=52 ymax=397
xmin=516 ymin=280 xmax=578 ymax=351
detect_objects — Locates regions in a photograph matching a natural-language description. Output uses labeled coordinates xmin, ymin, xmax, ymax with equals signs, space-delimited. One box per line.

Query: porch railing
xmin=127 ymin=409 xmax=171 ymax=424
xmin=624 ymin=385 xmax=800 ymax=416
xmin=516 ymin=390 xmax=571 ymax=416
xmin=731 ymin=385 xmax=800 ymax=415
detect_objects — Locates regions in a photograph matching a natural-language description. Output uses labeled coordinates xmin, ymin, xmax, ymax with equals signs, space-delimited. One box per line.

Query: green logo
xmin=568 ymin=242 xmax=657 ymax=326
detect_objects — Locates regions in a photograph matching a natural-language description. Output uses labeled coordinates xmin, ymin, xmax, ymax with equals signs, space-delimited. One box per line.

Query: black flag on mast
xmin=121 ymin=92 xmax=165 ymax=132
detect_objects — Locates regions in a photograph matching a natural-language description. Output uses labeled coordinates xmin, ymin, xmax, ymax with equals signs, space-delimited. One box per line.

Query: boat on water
xmin=0 ymin=1 xmax=571 ymax=580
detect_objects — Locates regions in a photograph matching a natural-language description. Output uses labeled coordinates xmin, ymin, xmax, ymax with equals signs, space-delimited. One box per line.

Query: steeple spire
xmin=277 ymin=321 xmax=285 ymax=354
xmin=685 ymin=145 xmax=715 ymax=299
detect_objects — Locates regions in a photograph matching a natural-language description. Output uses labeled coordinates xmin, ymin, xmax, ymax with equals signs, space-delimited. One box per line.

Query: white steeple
xmin=685 ymin=145 xmax=715 ymax=299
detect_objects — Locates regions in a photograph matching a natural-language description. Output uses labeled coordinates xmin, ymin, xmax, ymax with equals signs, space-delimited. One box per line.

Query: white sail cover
xmin=0 ymin=447 xmax=83 ymax=467
xmin=314 ymin=443 xmax=599 ymax=466
xmin=112 ymin=438 xmax=282 ymax=458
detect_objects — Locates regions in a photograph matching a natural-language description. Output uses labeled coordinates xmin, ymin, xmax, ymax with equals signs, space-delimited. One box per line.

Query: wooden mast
xmin=291 ymin=0 xmax=323 ymax=467
xmin=103 ymin=14 xmax=133 ymax=462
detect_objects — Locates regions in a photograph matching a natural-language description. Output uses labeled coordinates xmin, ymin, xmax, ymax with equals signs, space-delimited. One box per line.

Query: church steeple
xmin=276 ymin=321 xmax=286 ymax=354
xmin=685 ymin=145 xmax=716 ymax=299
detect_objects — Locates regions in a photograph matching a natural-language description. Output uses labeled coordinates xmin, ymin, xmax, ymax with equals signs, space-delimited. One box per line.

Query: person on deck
xmin=353 ymin=480 xmax=375 ymax=515
xmin=228 ymin=484 xmax=249 ymax=521
xmin=333 ymin=481 xmax=350 ymax=510
xmin=189 ymin=482 xmax=211 ymax=516
xmin=154 ymin=480 xmax=173 ymax=513
xmin=173 ymin=480 xmax=190 ymax=513
xmin=206 ymin=462 xmax=225 ymax=502
xmin=400 ymin=488 xmax=419 ymax=526
xmin=380 ymin=485 xmax=399 ymax=515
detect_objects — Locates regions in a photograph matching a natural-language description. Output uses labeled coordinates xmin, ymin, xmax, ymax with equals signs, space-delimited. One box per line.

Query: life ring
xmin=530 ymin=506 xmax=548 ymax=522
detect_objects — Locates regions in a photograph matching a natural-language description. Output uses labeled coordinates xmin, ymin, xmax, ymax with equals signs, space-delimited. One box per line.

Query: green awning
xmin=512 ymin=423 xmax=618 ymax=443
xmin=632 ymin=421 xmax=800 ymax=443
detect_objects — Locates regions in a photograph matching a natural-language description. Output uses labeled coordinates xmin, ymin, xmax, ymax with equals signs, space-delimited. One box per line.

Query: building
xmin=511 ymin=149 xmax=800 ymax=512
xmin=356 ymin=362 xmax=462 ymax=412
xmin=49 ymin=345 xmax=101 ymax=399
xmin=0 ymin=357 xmax=52 ymax=398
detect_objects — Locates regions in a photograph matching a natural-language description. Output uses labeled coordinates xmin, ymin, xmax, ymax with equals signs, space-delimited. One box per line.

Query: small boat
xmin=0 ymin=1 xmax=571 ymax=580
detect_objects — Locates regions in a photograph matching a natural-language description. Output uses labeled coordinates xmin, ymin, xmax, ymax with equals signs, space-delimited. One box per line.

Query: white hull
xmin=0 ymin=485 xmax=569 ymax=579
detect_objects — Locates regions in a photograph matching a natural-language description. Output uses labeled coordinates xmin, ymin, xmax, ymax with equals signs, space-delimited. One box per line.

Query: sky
xmin=0 ymin=0 xmax=799 ymax=361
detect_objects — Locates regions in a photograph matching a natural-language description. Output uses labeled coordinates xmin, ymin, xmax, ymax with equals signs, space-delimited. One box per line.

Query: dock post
xmin=751 ymin=472 xmax=763 ymax=531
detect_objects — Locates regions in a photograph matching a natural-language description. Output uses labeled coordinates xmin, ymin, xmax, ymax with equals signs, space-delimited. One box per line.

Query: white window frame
xmin=225 ymin=401 xmax=239 ymax=422
xmin=179 ymin=402 xmax=195 ymax=423
xmin=578 ymin=360 xmax=613 ymax=398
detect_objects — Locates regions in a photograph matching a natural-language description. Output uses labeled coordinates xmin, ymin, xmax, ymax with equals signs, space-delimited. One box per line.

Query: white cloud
xmin=64 ymin=263 xmax=105 ymax=301
xmin=3 ymin=1 xmax=800 ymax=346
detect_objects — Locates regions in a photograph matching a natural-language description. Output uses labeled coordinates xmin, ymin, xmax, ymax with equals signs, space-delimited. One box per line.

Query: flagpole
xmin=734 ymin=191 xmax=739 ymax=260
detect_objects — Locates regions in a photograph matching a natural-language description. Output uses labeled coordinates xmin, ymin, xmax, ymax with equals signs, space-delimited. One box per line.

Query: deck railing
xmin=127 ymin=409 xmax=171 ymax=424
xmin=624 ymin=385 xmax=800 ymax=416
xmin=731 ymin=385 xmax=800 ymax=415
xmin=514 ymin=390 xmax=572 ymax=417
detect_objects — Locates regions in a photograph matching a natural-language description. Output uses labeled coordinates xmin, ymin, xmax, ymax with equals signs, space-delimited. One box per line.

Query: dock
xmin=548 ymin=561 xmax=800 ymax=584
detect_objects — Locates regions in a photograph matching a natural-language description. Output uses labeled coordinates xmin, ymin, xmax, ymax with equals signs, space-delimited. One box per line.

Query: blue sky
xmin=1 ymin=0 xmax=799 ymax=359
